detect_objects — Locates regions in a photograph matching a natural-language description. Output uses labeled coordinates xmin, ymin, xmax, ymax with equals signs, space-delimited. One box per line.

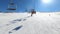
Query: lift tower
xmin=7 ymin=0 xmax=17 ymax=13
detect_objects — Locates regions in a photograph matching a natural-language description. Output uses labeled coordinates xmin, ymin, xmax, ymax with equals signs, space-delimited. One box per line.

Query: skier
xmin=49 ymin=14 xmax=51 ymax=16
xmin=31 ymin=9 xmax=36 ymax=16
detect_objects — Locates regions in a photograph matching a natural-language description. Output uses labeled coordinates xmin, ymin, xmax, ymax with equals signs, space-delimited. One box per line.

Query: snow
xmin=0 ymin=12 xmax=60 ymax=34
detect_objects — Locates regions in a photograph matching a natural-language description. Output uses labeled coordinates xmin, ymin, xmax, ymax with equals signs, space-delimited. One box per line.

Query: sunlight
xmin=41 ymin=0 xmax=53 ymax=4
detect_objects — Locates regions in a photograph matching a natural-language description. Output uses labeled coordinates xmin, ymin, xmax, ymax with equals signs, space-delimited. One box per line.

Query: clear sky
xmin=0 ymin=0 xmax=60 ymax=12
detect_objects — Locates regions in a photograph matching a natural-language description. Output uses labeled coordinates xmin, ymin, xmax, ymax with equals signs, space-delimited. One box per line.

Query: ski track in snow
xmin=0 ymin=13 xmax=31 ymax=34
xmin=0 ymin=12 xmax=60 ymax=34
xmin=7 ymin=16 xmax=31 ymax=26
xmin=9 ymin=25 xmax=23 ymax=34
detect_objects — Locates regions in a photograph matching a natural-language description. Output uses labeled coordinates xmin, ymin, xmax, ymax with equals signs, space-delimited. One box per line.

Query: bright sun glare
xmin=41 ymin=0 xmax=52 ymax=4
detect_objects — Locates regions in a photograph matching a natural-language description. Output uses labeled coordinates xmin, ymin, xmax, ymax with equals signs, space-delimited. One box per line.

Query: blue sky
xmin=0 ymin=0 xmax=60 ymax=12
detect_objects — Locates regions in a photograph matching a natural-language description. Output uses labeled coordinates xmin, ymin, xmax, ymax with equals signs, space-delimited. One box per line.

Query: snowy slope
xmin=0 ymin=12 xmax=60 ymax=34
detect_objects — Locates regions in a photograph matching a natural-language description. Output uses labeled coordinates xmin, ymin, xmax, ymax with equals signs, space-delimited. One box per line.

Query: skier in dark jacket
xmin=31 ymin=9 xmax=36 ymax=16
